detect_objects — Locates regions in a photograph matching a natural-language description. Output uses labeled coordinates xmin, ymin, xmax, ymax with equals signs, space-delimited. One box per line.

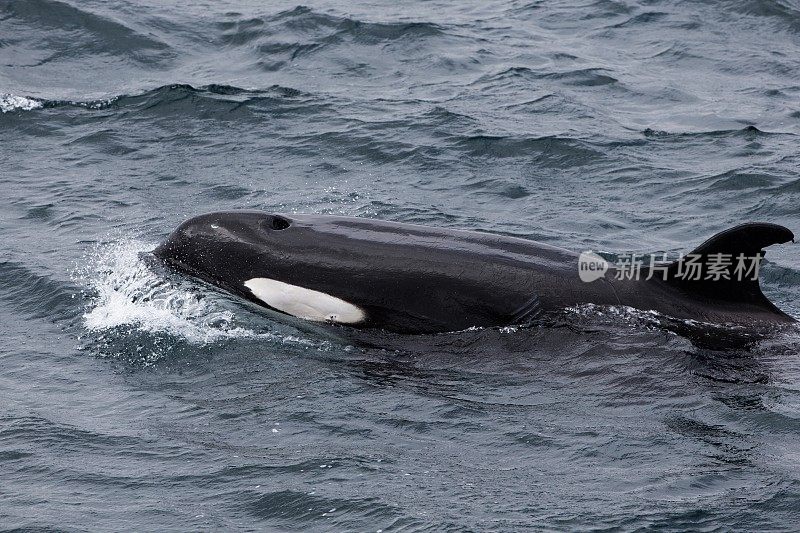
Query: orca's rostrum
xmin=154 ymin=212 xmax=795 ymax=334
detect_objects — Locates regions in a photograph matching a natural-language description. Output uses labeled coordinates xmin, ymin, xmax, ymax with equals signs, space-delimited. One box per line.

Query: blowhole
xmin=271 ymin=216 xmax=291 ymax=230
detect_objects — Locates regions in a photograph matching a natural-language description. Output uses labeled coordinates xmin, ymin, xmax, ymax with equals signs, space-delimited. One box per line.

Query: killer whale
xmin=153 ymin=212 xmax=795 ymax=334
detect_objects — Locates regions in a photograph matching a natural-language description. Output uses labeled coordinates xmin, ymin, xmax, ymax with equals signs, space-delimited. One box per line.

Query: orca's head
xmin=153 ymin=211 xmax=294 ymax=288
xmin=155 ymin=210 xmax=370 ymax=325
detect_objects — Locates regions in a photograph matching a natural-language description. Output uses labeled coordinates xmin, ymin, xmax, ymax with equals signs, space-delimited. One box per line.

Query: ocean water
xmin=2 ymin=0 xmax=800 ymax=530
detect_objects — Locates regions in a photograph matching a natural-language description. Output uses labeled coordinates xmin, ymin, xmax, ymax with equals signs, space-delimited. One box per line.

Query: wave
xmin=217 ymin=5 xmax=446 ymax=46
xmin=706 ymin=170 xmax=780 ymax=191
xmin=452 ymin=134 xmax=605 ymax=163
xmin=0 ymin=83 xmax=319 ymax=120
xmin=243 ymin=488 xmax=408 ymax=528
xmin=72 ymin=83 xmax=303 ymax=107
xmin=77 ymin=238 xmax=330 ymax=364
xmin=79 ymin=239 xmax=243 ymax=343
xmin=606 ymin=11 xmax=669 ymax=28
xmin=0 ymin=94 xmax=42 ymax=113
xmin=0 ymin=261 xmax=80 ymax=321
xmin=2 ymin=0 xmax=172 ymax=64
xmin=474 ymin=66 xmax=619 ymax=88
xmin=0 ymin=84 xmax=603 ymax=173
xmin=214 ymin=5 xmax=450 ymax=71
xmin=541 ymin=68 xmax=619 ymax=87
xmin=727 ymin=0 xmax=800 ymax=33
xmin=642 ymin=125 xmax=791 ymax=138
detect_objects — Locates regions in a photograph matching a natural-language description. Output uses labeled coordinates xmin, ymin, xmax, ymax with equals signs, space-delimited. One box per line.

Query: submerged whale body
xmin=153 ymin=212 xmax=795 ymax=334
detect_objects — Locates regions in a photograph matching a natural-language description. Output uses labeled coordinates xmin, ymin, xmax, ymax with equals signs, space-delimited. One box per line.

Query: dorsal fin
xmin=684 ymin=222 xmax=793 ymax=259
xmin=663 ymin=222 xmax=793 ymax=305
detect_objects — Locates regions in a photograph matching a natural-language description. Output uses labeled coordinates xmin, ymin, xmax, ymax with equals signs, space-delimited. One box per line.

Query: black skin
xmin=153 ymin=211 xmax=795 ymax=334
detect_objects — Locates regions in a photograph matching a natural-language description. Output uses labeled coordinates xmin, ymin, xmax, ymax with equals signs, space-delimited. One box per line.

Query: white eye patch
xmin=244 ymin=277 xmax=365 ymax=324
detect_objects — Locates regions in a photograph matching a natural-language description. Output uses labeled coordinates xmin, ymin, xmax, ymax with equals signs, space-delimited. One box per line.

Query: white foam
xmin=78 ymin=239 xmax=321 ymax=347
xmin=564 ymin=303 xmax=663 ymax=327
xmin=1 ymin=94 xmax=43 ymax=113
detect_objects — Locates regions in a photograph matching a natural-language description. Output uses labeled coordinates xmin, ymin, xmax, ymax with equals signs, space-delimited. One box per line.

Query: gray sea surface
xmin=2 ymin=0 xmax=800 ymax=530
